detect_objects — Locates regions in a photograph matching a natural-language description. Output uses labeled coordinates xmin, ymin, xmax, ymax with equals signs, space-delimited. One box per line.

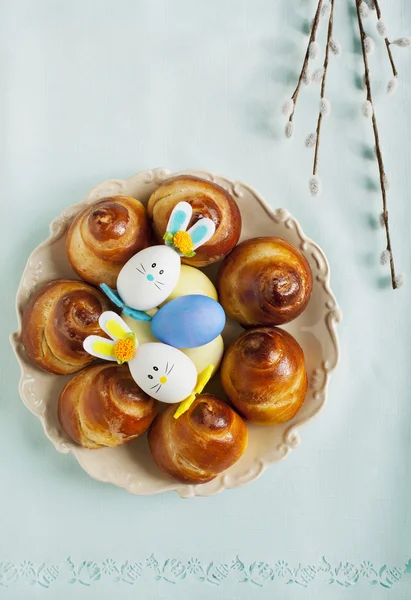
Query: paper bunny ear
xmin=83 ymin=312 xmax=137 ymax=362
xmin=99 ymin=311 xmax=132 ymax=341
xmin=166 ymin=201 xmax=192 ymax=234
xmin=186 ymin=218 xmax=216 ymax=250
xmin=83 ymin=335 xmax=117 ymax=361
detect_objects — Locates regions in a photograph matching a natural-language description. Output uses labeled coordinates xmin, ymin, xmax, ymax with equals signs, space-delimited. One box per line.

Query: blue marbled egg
xmin=151 ymin=294 xmax=226 ymax=348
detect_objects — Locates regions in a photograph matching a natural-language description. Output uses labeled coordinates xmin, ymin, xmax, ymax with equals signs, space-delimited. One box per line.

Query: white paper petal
xmin=166 ymin=201 xmax=192 ymax=234
xmin=99 ymin=311 xmax=132 ymax=341
xmin=83 ymin=335 xmax=117 ymax=361
xmin=186 ymin=218 xmax=216 ymax=250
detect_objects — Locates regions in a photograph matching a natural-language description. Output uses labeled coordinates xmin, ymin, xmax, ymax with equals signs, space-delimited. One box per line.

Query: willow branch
xmin=288 ymin=0 xmax=324 ymax=123
xmin=372 ymin=0 xmax=398 ymax=77
xmin=313 ymin=0 xmax=334 ymax=176
xmin=356 ymin=0 xmax=397 ymax=289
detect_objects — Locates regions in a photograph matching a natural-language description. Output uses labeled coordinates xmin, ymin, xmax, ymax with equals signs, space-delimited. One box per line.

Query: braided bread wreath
xmin=11 ymin=169 xmax=340 ymax=498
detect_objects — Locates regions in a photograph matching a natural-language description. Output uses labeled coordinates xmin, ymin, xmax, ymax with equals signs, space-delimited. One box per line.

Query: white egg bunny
xmin=83 ymin=311 xmax=213 ymax=408
xmin=100 ymin=202 xmax=215 ymax=320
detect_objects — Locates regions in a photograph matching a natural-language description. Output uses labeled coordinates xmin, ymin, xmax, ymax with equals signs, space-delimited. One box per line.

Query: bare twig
xmin=313 ymin=0 xmax=334 ymax=176
xmin=373 ymin=0 xmax=398 ymax=77
xmin=356 ymin=0 xmax=398 ymax=289
xmin=288 ymin=0 xmax=324 ymax=123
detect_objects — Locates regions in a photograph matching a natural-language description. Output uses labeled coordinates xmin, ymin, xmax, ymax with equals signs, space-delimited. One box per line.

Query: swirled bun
xmin=220 ymin=327 xmax=307 ymax=425
xmin=148 ymin=395 xmax=248 ymax=483
xmin=22 ymin=279 xmax=110 ymax=374
xmin=217 ymin=237 xmax=312 ymax=326
xmin=147 ymin=175 xmax=242 ymax=266
xmin=66 ymin=196 xmax=150 ymax=287
xmin=58 ymin=363 xmax=158 ymax=448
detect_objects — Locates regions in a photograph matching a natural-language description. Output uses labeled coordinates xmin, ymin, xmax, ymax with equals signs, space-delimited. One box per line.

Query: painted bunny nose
xmin=160 ymin=376 xmax=167 ymax=384
xmin=146 ymin=274 xmax=154 ymax=282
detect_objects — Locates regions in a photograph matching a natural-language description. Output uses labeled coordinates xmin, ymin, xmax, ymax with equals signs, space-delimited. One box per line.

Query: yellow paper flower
xmin=173 ymin=230 xmax=194 ymax=256
xmin=114 ymin=333 xmax=137 ymax=364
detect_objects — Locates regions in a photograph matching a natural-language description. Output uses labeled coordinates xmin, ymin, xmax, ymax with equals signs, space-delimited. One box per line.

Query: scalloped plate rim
xmin=10 ymin=167 xmax=341 ymax=498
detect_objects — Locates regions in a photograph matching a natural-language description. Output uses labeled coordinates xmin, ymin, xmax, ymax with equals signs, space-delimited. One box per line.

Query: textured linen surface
xmin=1 ymin=0 xmax=410 ymax=598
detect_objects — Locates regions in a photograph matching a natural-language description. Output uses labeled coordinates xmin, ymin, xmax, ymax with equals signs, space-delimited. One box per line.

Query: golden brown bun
xmin=66 ymin=196 xmax=150 ymax=287
xmin=22 ymin=280 xmax=111 ymax=375
xmin=148 ymin=394 xmax=248 ymax=483
xmin=221 ymin=327 xmax=307 ymax=425
xmin=147 ymin=175 xmax=242 ymax=267
xmin=217 ymin=237 xmax=312 ymax=326
xmin=58 ymin=363 xmax=158 ymax=449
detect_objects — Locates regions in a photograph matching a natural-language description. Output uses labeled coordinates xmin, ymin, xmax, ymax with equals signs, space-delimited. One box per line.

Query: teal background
xmin=1 ymin=0 xmax=411 ymax=598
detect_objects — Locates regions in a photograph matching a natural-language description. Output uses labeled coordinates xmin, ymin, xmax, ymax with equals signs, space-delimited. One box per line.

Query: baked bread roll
xmin=148 ymin=394 xmax=248 ymax=483
xmin=221 ymin=327 xmax=307 ymax=425
xmin=66 ymin=196 xmax=150 ymax=287
xmin=22 ymin=279 xmax=110 ymax=375
xmin=147 ymin=175 xmax=241 ymax=266
xmin=58 ymin=363 xmax=158 ymax=448
xmin=217 ymin=237 xmax=312 ymax=326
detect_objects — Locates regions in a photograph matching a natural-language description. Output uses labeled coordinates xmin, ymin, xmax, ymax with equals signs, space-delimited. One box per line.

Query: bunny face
xmin=117 ymin=245 xmax=181 ymax=311
xmin=128 ymin=342 xmax=197 ymax=404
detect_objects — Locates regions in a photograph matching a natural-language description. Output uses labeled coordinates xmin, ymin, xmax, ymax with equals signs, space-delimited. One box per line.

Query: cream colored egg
xmin=123 ymin=313 xmax=224 ymax=377
xmin=160 ymin=265 xmax=218 ymax=305
xmin=182 ymin=335 xmax=224 ymax=377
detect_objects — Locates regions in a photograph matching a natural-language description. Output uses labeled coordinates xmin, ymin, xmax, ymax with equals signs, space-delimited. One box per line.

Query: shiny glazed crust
xmin=58 ymin=363 xmax=158 ymax=449
xmin=220 ymin=327 xmax=308 ymax=425
xmin=147 ymin=175 xmax=242 ymax=266
xmin=66 ymin=196 xmax=150 ymax=287
xmin=21 ymin=279 xmax=111 ymax=375
xmin=217 ymin=237 xmax=312 ymax=326
xmin=148 ymin=394 xmax=248 ymax=483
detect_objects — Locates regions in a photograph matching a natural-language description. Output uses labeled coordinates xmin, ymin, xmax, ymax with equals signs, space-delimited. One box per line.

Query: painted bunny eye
xmin=151 ymin=263 xmax=156 ymax=268
xmin=159 ymin=269 xmax=164 ymax=275
xmin=148 ymin=374 xmax=153 ymax=380
xmin=153 ymin=366 xmax=159 ymax=371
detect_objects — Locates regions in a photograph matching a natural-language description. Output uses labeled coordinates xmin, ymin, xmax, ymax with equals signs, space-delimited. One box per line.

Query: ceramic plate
xmin=11 ymin=168 xmax=341 ymax=498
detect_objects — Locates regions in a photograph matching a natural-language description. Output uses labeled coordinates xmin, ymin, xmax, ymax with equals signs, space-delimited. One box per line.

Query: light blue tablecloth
xmin=1 ymin=0 xmax=411 ymax=598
